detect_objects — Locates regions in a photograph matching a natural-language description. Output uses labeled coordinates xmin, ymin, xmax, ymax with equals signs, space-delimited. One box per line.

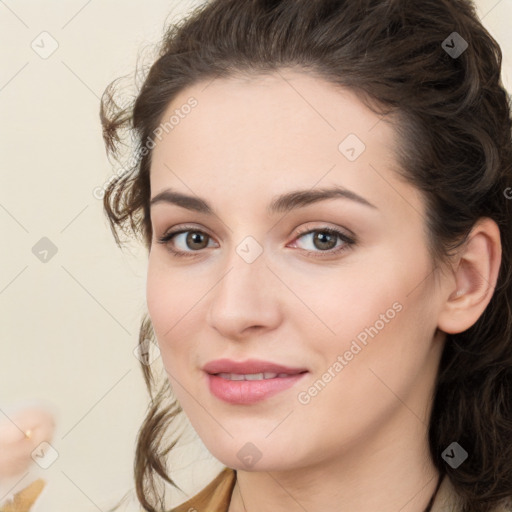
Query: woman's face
xmin=147 ymin=70 xmax=447 ymax=471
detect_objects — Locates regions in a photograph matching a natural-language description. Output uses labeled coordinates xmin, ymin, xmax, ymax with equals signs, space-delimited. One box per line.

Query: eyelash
xmin=156 ymin=224 xmax=356 ymax=259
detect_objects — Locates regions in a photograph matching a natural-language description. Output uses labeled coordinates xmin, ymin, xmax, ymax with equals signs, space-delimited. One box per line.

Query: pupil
xmin=189 ymin=232 xmax=206 ymax=249
xmin=316 ymin=232 xmax=335 ymax=250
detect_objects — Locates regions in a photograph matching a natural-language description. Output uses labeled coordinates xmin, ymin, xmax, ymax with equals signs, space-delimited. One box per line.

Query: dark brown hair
xmin=100 ymin=1 xmax=512 ymax=510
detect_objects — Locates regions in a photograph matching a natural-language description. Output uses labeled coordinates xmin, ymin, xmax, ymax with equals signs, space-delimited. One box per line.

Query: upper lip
xmin=203 ymin=358 xmax=308 ymax=375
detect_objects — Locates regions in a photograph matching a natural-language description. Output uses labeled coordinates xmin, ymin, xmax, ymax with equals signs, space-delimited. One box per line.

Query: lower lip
xmin=206 ymin=373 xmax=307 ymax=404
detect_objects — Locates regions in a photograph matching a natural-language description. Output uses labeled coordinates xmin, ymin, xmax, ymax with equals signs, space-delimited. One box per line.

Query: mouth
xmin=203 ymin=359 xmax=309 ymax=404
xmin=215 ymin=372 xmax=302 ymax=380
xmin=202 ymin=358 xmax=308 ymax=375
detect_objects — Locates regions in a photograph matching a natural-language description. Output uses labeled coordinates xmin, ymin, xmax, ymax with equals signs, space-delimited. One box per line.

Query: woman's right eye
xmin=157 ymin=228 xmax=217 ymax=258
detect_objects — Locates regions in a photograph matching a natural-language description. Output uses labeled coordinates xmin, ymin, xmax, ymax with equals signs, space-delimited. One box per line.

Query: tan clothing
xmin=171 ymin=467 xmax=511 ymax=512
xmin=0 ymin=480 xmax=46 ymax=512
xmin=172 ymin=467 xmax=236 ymax=512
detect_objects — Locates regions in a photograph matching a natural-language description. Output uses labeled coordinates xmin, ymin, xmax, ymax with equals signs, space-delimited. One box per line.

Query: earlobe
xmin=437 ymin=217 xmax=502 ymax=335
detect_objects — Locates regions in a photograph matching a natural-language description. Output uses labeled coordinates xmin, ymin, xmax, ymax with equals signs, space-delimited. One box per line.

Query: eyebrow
xmin=149 ymin=185 xmax=377 ymax=215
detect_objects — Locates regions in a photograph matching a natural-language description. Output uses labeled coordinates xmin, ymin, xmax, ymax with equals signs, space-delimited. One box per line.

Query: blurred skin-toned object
xmin=0 ymin=406 xmax=55 ymax=512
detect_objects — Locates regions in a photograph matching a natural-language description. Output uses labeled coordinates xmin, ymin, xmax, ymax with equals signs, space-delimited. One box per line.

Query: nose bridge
xmin=216 ymin=235 xmax=268 ymax=309
xmin=206 ymin=234 xmax=280 ymax=336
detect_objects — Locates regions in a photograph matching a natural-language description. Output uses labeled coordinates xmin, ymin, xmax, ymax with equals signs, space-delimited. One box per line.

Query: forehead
xmin=149 ymin=69 xmax=409 ymax=213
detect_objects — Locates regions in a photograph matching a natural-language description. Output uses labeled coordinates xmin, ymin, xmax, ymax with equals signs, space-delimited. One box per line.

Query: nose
xmin=206 ymin=245 xmax=282 ymax=340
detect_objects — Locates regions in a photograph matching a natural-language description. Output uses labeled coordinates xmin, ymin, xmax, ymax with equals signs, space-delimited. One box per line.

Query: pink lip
xmin=203 ymin=359 xmax=308 ymax=405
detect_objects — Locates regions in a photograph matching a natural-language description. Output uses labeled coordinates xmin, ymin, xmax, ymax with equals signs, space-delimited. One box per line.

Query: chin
xmin=201 ymin=439 xmax=301 ymax=473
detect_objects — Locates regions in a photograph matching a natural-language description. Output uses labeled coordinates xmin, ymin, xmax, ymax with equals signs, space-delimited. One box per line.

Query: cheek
xmin=145 ymin=255 xmax=204 ymax=372
xmin=283 ymin=258 xmax=403 ymax=348
xmin=146 ymin=257 xmax=169 ymax=336
xmin=146 ymin=253 xmax=192 ymax=329
xmin=306 ymin=246 xmax=435 ymax=371
xmin=146 ymin=256 xmax=183 ymax=365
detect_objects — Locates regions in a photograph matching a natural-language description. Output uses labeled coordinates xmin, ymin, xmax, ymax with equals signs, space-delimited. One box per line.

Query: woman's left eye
xmin=289 ymin=227 xmax=355 ymax=258
xmin=157 ymin=225 xmax=355 ymax=259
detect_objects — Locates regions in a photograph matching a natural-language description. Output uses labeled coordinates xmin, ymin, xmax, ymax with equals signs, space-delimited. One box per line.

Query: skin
xmin=146 ymin=69 xmax=501 ymax=512
xmin=0 ymin=406 xmax=55 ymax=478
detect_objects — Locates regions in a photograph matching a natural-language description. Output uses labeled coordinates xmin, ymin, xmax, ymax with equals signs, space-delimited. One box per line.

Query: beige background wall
xmin=1 ymin=1 xmax=511 ymax=511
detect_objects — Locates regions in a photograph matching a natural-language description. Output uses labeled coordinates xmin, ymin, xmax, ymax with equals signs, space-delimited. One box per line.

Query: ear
xmin=437 ymin=217 xmax=502 ymax=334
